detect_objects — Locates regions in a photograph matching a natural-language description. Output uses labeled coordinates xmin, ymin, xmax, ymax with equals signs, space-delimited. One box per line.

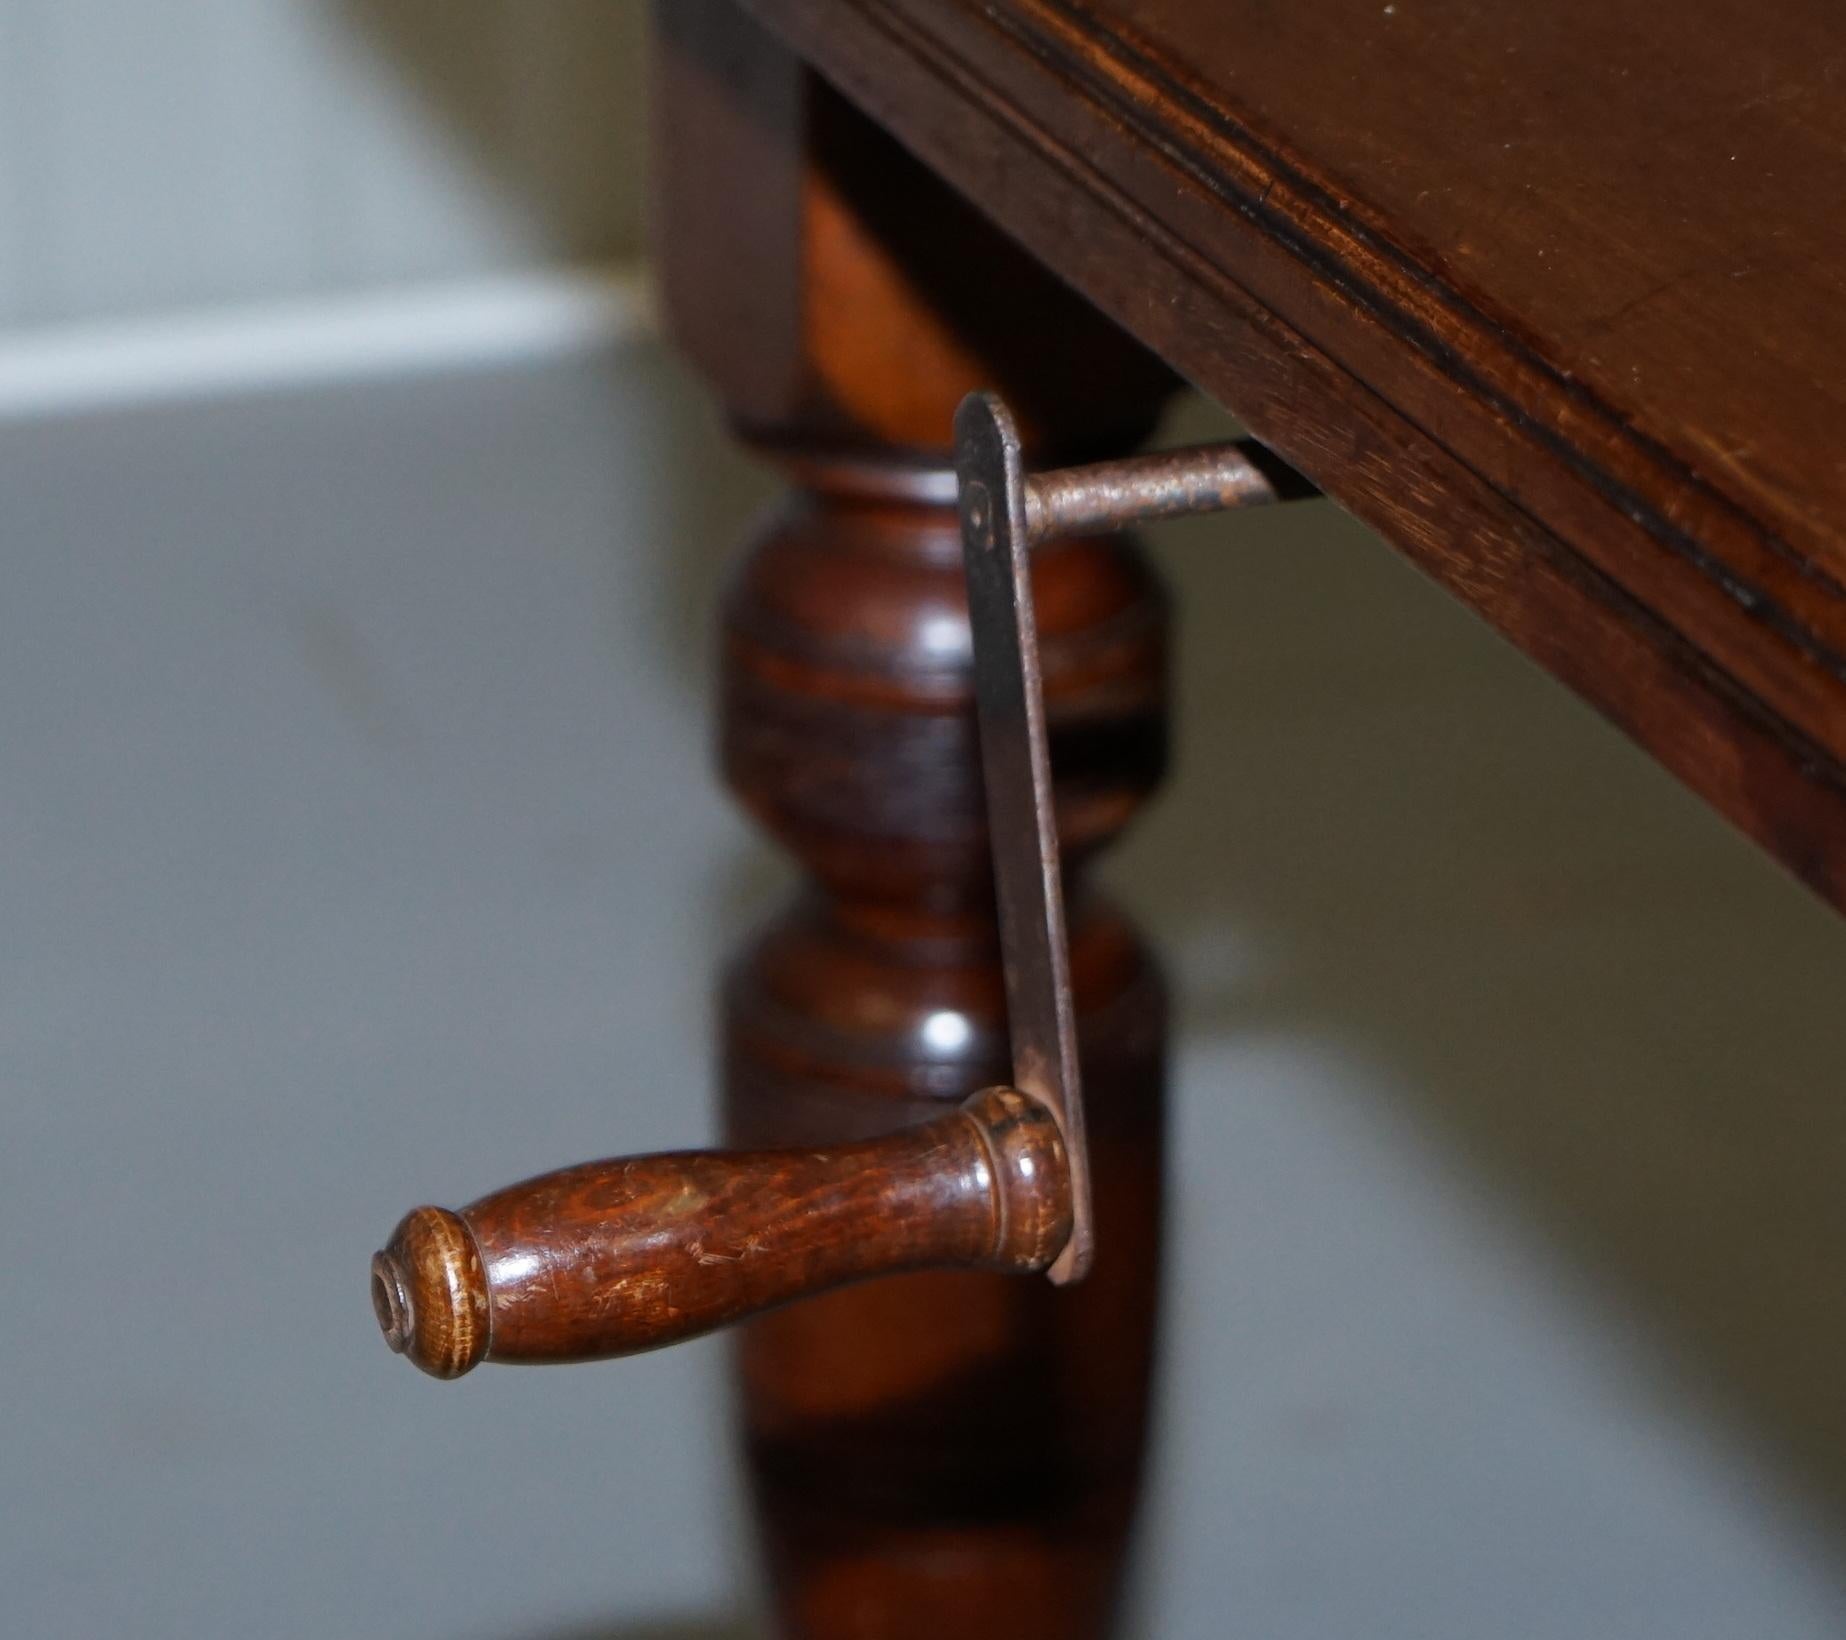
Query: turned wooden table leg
xmin=719 ymin=506 xmax=1169 ymax=1639
xmin=656 ymin=8 xmax=1178 ymax=1633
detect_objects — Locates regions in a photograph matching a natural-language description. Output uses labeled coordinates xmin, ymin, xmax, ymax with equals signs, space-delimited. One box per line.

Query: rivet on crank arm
xmin=955 ymin=391 xmax=1318 ymax=1285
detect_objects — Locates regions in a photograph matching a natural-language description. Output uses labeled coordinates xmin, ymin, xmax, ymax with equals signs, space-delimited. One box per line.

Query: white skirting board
xmin=0 ymin=263 xmax=654 ymax=422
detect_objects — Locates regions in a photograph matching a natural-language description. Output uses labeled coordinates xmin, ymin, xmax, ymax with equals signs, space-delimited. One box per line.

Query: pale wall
xmin=0 ymin=1 xmax=647 ymax=328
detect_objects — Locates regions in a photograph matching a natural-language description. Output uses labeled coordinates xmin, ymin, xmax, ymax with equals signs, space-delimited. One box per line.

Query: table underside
xmin=739 ymin=0 xmax=1846 ymax=913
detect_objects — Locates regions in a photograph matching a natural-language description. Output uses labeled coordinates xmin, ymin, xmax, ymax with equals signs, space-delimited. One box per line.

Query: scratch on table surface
xmin=1579 ymin=267 xmax=1700 ymax=338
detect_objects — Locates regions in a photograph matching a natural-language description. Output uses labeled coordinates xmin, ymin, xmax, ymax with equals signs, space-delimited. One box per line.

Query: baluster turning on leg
xmin=371 ymin=8 xmax=1178 ymax=1640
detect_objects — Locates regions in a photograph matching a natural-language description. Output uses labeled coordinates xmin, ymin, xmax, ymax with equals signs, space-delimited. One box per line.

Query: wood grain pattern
xmin=658 ymin=8 xmax=1173 ymax=1633
xmin=735 ymin=0 xmax=1846 ymax=911
xmin=371 ymin=1086 xmax=1070 ymax=1378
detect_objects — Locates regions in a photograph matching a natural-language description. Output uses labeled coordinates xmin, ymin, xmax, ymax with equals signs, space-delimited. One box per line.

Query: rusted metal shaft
xmin=1023 ymin=438 xmax=1316 ymax=544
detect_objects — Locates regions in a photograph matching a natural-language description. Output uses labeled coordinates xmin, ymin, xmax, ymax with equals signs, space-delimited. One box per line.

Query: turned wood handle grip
xmin=371 ymin=1086 xmax=1070 ymax=1379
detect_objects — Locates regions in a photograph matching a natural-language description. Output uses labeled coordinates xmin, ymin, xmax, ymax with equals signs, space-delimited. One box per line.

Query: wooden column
xmin=656 ymin=7 xmax=1178 ymax=1634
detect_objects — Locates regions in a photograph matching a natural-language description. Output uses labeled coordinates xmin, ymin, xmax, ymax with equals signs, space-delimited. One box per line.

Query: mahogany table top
xmin=740 ymin=0 xmax=1846 ymax=909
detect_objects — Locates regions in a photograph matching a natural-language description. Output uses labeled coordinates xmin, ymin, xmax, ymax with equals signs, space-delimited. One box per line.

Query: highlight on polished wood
xmin=371 ymin=1085 xmax=1070 ymax=1379
xmin=743 ymin=0 xmax=1846 ymax=917
xmin=356 ymin=0 xmax=1846 ymax=1633
xmin=660 ymin=7 xmax=1173 ymax=1633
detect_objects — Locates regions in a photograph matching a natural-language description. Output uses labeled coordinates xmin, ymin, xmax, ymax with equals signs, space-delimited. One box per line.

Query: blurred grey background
xmin=0 ymin=2 xmax=648 ymax=322
xmin=2 ymin=8 xmax=1845 ymax=1640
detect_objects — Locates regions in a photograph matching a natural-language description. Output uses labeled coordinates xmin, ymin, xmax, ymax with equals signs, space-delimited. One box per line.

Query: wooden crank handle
xmin=370 ymin=1086 xmax=1071 ymax=1379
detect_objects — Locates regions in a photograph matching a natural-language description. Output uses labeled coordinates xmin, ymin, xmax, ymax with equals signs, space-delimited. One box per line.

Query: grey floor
xmin=2 ymin=343 xmax=1844 ymax=1639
